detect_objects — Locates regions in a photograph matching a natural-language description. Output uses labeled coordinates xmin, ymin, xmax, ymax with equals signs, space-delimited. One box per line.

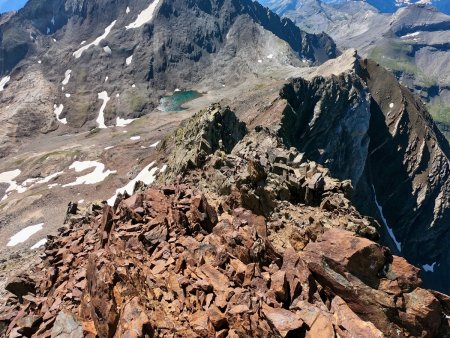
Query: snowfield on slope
xmin=7 ymin=223 xmax=44 ymax=247
xmin=63 ymin=161 xmax=116 ymax=187
xmin=73 ymin=21 xmax=116 ymax=58
xmin=107 ymin=161 xmax=161 ymax=206
xmin=126 ymin=0 xmax=161 ymax=29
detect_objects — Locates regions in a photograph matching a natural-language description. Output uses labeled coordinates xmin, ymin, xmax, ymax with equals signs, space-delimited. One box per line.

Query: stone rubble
xmin=1 ymin=105 xmax=449 ymax=337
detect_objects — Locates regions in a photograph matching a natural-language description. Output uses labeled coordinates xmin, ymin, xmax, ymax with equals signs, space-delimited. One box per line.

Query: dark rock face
xmin=248 ymin=51 xmax=450 ymax=294
xmin=276 ymin=73 xmax=370 ymax=186
xmin=357 ymin=59 xmax=450 ymax=294
xmin=1 ymin=107 xmax=449 ymax=337
xmin=160 ymin=103 xmax=248 ymax=179
xmin=260 ymin=1 xmax=450 ymax=139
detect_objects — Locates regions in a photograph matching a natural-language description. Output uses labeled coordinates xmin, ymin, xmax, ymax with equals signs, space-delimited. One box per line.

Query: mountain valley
xmin=0 ymin=0 xmax=450 ymax=336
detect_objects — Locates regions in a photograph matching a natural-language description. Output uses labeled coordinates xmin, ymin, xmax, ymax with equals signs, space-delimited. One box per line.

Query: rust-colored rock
xmin=1 ymin=113 xmax=448 ymax=338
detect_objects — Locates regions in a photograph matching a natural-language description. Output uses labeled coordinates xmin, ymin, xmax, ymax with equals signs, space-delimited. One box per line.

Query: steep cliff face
xmin=260 ymin=1 xmax=450 ymax=139
xmin=358 ymin=59 xmax=450 ymax=294
xmin=247 ymin=50 xmax=450 ymax=294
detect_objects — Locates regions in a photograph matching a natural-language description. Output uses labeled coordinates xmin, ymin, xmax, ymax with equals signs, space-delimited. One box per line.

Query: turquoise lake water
xmin=158 ymin=90 xmax=202 ymax=112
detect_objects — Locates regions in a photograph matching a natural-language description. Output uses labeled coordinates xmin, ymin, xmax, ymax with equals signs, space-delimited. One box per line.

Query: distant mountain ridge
xmin=259 ymin=0 xmax=450 ymax=139
xmin=258 ymin=0 xmax=450 ymax=15
xmin=0 ymin=0 xmax=336 ymax=158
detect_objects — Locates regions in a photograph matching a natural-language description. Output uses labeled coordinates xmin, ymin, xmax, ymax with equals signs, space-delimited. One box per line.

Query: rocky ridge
xmin=1 ymin=105 xmax=450 ymax=337
xmin=259 ymin=1 xmax=450 ymax=138
xmin=234 ymin=49 xmax=450 ymax=294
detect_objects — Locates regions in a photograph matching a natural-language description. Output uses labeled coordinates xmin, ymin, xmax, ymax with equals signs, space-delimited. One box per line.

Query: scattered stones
xmin=1 ymin=106 xmax=449 ymax=338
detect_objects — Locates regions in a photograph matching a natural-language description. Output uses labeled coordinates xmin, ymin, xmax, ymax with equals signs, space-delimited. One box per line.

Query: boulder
xmin=51 ymin=311 xmax=83 ymax=338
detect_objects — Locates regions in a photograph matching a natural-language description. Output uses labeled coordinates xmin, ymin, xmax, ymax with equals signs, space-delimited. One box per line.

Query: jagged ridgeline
xmin=2 ymin=105 xmax=450 ymax=337
xmin=259 ymin=1 xmax=450 ymax=139
xmin=246 ymin=50 xmax=450 ymax=294
xmin=1 ymin=0 xmax=450 ymax=337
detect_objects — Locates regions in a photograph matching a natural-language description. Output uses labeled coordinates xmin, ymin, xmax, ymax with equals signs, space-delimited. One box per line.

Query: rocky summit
xmin=261 ymin=1 xmax=450 ymax=139
xmin=1 ymin=0 xmax=450 ymax=337
xmin=1 ymin=106 xmax=450 ymax=337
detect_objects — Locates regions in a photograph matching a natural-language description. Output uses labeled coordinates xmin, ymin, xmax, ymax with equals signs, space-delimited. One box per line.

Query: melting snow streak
xmin=126 ymin=0 xmax=161 ymax=29
xmin=54 ymin=104 xmax=67 ymax=124
xmin=372 ymin=185 xmax=402 ymax=252
xmin=73 ymin=21 xmax=117 ymax=58
xmin=97 ymin=91 xmax=110 ymax=129
xmin=0 ymin=76 xmax=10 ymax=91
xmin=107 ymin=161 xmax=159 ymax=206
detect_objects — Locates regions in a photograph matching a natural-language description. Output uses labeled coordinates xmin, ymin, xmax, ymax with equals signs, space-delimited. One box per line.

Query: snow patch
xmin=0 ymin=169 xmax=62 ymax=201
xmin=53 ymin=104 xmax=67 ymax=124
xmin=7 ymin=223 xmax=44 ymax=247
xmin=126 ymin=55 xmax=133 ymax=65
xmin=62 ymin=70 xmax=72 ymax=85
xmin=389 ymin=102 xmax=394 ymax=109
xmin=0 ymin=76 xmax=10 ymax=91
xmin=126 ymin=0 xmax=161 ymax=29
xmin=65 ymin=93 xmax=71 ymax=98
xmin=150 ymin=141 xmax=160 ymax=148
xmin=126 ymin=6 xmax=131 ymax=14
xmin=104 ymin=146 xmax=114 ymax=150
xmin=96 ymin=91 xmax=110 ymax=129
xmin=107 ymin=161 xmax=159 ymax=206
xmin=422 ymin=262 xmax=437 ymax=273
xmin=78 ymin=199 xmax=85 ymax=204
xmin=103 ymin=46 xmax=112 ymax=54
xmin=73 ymin=21 xmax=117 ymax=59
xmin=130 ymin=136 xmax=141 ymax=141
xmin=0 ymin=169 xmax=21 ymax=201
xmin=403 ymin=32 xmax=420 ymax=39
xmin=267 ymin=54 xmax=273 ymax=59
xmin=372 ymin=185 xmax=402 ymax=252
xmin=30 ymin=238 xmax=47 ymax=250
xmin=20 ymin=171 xmax=64 ymax=191
xmin=116 ymin=117 xmax=135 ymax=127
xmin=63 ymin=161 xmax=116 ymax=187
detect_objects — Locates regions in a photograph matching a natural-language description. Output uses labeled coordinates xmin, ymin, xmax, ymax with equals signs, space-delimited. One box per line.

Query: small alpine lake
xmin=158 ymin=90 xmax=202 ymax=112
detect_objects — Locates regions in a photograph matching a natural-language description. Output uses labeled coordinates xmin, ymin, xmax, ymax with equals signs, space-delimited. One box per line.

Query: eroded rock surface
xmin=1 ymin=107 xmax=449 ymax=338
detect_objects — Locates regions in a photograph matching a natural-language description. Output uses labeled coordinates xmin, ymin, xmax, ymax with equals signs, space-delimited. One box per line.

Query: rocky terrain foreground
xmin=1 ymin=105 xmax=450 ymax=337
